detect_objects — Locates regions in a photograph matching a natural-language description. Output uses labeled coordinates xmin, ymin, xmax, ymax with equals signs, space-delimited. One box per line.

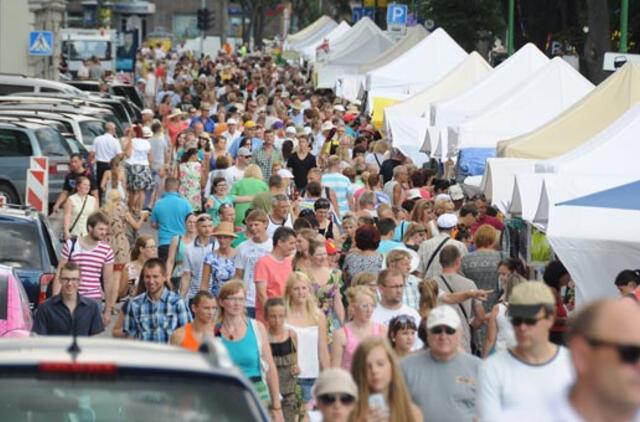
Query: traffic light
xmin=197 ymin=8 xmax=214 ymax=31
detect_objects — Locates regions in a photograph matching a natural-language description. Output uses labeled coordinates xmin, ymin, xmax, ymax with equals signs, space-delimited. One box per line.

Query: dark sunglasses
xmin=317 ymin=394 xmax=356 ymax=406
xmin=510 ymin=316 xmax=545 ymax=327
xmin=430 ymin=326 xmax=456 ymax=335
xmin=587 ymin=338 xmax=640 ymax=364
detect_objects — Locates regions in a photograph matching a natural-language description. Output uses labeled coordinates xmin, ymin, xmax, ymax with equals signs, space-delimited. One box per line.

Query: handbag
xmin=439 ymin=275 xmax=481 ymax=356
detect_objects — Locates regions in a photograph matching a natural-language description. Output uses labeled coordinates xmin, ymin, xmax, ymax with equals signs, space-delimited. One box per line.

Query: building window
xmin=173 ymin=14 xmax=199 ymax=39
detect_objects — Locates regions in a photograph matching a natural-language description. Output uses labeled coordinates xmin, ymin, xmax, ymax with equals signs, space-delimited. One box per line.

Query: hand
xmin=141 ymin=210 xmax=150 ymax=220
xmin=51 ymin=205 xmax=59 ymax=215
xmin=102 ymin=310 xmax=112 ymax=327
xmin=473 ymin=289 xmax=493 ymax=301
xmin=270 ymin=408 xmax=284 ymax=422
xmin=291 ymin=365 xmax=301 ymax=376
xmin=366 ymin=407 xmax=389 ymax=422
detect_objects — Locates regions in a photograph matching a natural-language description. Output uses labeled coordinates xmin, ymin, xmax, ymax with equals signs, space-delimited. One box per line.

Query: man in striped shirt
xmin=54 ymin=211 xmax=116 ymax=326
xmin=320 ymin=156 xmax=353 ymax=218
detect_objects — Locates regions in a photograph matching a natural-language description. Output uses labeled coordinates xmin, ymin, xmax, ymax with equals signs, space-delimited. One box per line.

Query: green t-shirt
xmin=230 ymin=178 xmax=268 ymax=227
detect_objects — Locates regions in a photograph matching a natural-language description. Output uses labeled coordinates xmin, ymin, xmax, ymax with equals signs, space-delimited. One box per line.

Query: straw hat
xmin=212 ymin=221 xmax=237 ymax=238
xmin=168 ymin=108 xmax=183 ymax=119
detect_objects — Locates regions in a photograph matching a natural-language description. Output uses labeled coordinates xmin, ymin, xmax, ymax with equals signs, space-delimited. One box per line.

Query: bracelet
xmin=270 ymin=405 xmax=282 ymax=411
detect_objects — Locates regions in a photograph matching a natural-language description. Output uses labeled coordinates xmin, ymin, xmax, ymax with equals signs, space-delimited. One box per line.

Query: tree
xmin=583 ymin=0 xmax=610 ymax=83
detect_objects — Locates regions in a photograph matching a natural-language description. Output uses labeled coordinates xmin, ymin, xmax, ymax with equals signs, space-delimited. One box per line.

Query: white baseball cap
xmin=436 ymin=213 xmax=458 ymax=229
xmin=427 ymin=305 xmax=461 ymax=330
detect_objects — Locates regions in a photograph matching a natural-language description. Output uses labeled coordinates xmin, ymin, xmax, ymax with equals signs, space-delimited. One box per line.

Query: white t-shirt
xmin=226 ymin=165 xmax=245 ymax=185
xmin=234 ymin=238 xmax=272 ymax=307
xmin=92 ymin=133 xmax=122 ymax=163
xmin=128 ymin=138 xmax=151 ymax=166
xmin=477 ymin=346 xmax=575 ymax=422
xmin=266 ymin=214 xmax=294 ymax=238
xmin=371 ymin=303 xmax=423 ymax=350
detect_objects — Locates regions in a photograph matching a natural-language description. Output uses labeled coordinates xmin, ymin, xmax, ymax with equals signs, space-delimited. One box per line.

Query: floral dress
xmin=179 ymin=161 xmax=202 ymax=211
xmin=311 ymin=269 xmax=343 ymax=339
xmin=202 ymin=251 xmax=236 ymax=297
xmin=106 ymin=204 xmax=130 ymax=267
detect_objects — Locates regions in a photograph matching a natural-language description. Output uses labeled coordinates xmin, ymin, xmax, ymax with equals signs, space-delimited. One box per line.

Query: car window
xmin=79 ymin=120 xmax=105 ymax=145
xmin=0 ymin=129 xmax=33 ymax=157
xmin=40 ymin=87 xmax=62 ymax=93
xmin=35 ymin=128 xmax=71 ymax=157
xmin=0 ymin=85 xmax=31 ymax=95
xmin=0 ymin=373 xmax=264 ymax=421
xmin=38 ymin=214 xmax=59 ymax=268
xmin=0 ymin=218 xmax=42 ymax=268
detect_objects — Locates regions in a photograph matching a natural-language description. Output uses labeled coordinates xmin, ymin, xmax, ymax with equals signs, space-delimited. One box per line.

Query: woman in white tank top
xmin=483 ymin=272 xmax=527 ymax=356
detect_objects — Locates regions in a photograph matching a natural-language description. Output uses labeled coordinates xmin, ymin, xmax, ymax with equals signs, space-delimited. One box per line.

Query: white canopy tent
xmin=508 ymin=173 xmax=546 ymax=222
xmin=285 ymin=16 xmax=337 ymax=50
xmin=365 ymin=28 xmax=468 ymax=101
xmin=297 ymin=21 xmax=351 ymax=61
xmin=314 ymin=18 xmax=394 ymax=89
xmin=428 ymin=43 xmax=549 ymax=161
xmin=481 ymin=158 xmax=537 ymax=214
xmin=547 ymin=180 xmax=640 ymax=305
xmin=452 ymin=57 xmax=593 ymax=177
xmin=335 ymin=26 xmax=428 ymax=101
xmin=385 ymin=52 xmax=492 ymax=159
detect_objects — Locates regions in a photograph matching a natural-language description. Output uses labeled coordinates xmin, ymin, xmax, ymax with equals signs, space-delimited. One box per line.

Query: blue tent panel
xmin=456 ymin=148 xmax=495 ymax=179
xmin=557 ymin=180 xmax=640 ymax=211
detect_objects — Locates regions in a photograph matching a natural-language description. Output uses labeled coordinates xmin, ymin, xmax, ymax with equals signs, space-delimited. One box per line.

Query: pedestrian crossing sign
xmin=29 ymin=31 xmax=54 ymax=56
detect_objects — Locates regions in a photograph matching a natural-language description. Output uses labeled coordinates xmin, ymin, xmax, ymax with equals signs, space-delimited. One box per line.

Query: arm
xmin=52 ymin=190 xmax=69 ymax=214
xmin=330 ymin=327 xmax=346 ymax=368
xmin=317 ymin=314 xmax=330 ymax=370
xmin=483 ymin=305 xmax=499 ymax=358
xmin=333 ymin=285 xmax=345 ymax=326
xmin=471 ymin=300 xmax=486 ymax=329
xmin=102 ymin=263 xmax=116 ymax=324
xmin=200 ymin=262 xmax=211 ymax=292
xmin=255 ymin=281 xmax=267 ymax=312
xmin=180 ymin=271 xmax=191 ymax=297
xmin=124 ymin=211 xmax=146 ymax=231
xmin=439 ymin=289 xmax=491 ymax=305
xmin=100 ymin=170 xmax=111 ymax=194
xmin=62 ymin=199 xmax=73 ymax=241
xmin=169 ymin=326 xmax=185 ymax=346
xmin=165 ymin=236 xmax=179 ymax=280
xmin=328 ymin=189 xmax=340 ymax=218
xmin=257 ymin=322 xmax=284 ymax=421
xmin=393 ymin=183 xmax=402 ymax=207
xmin=233 ymin=195 xmax=254 ymax=203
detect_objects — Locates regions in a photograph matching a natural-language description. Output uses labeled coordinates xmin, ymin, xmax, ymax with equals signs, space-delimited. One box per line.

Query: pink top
xmin=341 ymin=322 xmax=385 ymax=370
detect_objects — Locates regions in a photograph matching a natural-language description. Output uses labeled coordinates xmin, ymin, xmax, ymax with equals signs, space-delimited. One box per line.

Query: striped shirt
xmin=321 ymin=172 xmax=352 ymax=216
xmin=62 ymin=239 xmax=114 ymax=300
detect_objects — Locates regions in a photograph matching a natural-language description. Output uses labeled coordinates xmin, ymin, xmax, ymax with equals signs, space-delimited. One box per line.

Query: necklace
xmin=223 ymin=322 xmax=239 ymax=340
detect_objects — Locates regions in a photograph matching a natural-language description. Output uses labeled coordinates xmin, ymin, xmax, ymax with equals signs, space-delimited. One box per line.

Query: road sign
xmin=603 ymin=52 xmax=640 ymax=71
xmin=29 ymin=31 xmax=54 ymax=56
xmin=387 ymin=3 xmax=408 ymax=25
xmin=352 ymin=7 xmax=376 ymax=23
xmin=26 ymin=157 xmax=48 ymax=213
xmin=363 ymin=7 xmax=376 ymax=20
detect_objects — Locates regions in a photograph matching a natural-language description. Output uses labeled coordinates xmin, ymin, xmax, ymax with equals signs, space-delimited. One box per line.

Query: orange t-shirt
xmin=254 ymin=254 xmax=293 ymax=322
xmin=180 ymin=322 xmax=200 ymax=352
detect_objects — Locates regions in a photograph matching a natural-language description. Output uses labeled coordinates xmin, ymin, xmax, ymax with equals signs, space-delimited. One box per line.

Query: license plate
xmin=56 ymin=164 xmax=69 ymax=173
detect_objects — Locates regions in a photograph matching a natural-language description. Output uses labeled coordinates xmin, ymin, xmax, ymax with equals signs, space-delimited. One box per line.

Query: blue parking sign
xmin=386 ymin=4 xmax=408 ymax=25
xmin=29 ymin=31 xmax=54 ymax=56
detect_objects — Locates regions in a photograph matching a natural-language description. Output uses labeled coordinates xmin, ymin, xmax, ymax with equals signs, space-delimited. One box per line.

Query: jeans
xmin=158 ymin=244 xmax=170 ymax=264
xmin=299 ymin=378 xmax=316 ymax=404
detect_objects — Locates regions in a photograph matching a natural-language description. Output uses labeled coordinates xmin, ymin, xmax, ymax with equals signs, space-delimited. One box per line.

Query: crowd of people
xmin=32 ymin=43 xmax=640 ymax=422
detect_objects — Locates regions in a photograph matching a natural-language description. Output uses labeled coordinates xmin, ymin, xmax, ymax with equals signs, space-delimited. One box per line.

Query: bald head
xmin=569 ymin=299 xmax=640 ymax=343
xmin=105 ymin=122 xmax=116 ymax=134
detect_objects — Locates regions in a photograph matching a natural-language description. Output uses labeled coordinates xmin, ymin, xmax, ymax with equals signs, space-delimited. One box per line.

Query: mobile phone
xmin=368 ymin=393 xmax=389 ymax=415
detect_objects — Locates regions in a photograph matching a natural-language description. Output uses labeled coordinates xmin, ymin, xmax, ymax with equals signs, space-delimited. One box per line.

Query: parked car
xmin=0 ymin=205 xmax=58 ymax=310
xmin=0 ymin=120 xmax=71 ymax=205
xmin=0 ymin=73 xmax=84 ymax=96
xmin=0 ymin=265 xmax=33 ymax=336
xmin=0 ymin=337 xmax=269 ymax=421
xmin=68 ymin=80 xmax=144 ymax=109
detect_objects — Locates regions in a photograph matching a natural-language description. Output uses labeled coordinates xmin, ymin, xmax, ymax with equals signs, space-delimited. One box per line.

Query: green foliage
xmin=418 ymin=0 xmax=505 ymax=51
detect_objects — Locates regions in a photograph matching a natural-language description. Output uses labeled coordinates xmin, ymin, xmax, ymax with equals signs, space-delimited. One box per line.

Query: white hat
xmin=227 ymin=118 xmax=238 ymax=125
xmin=141 ymin=108 xmax=154 ymax=116
xmin=142 ymin=126 xmax=153 ymax=138
xmin=407 ymin=188 xmax=422 ymax=200
xmin=303 ymin=126 xmax=312 ymax=135
xmin=278 ymin=168 xmax=294 ymax=179
xmin=427 ymin=305 xmax=461 ymax=330
xmin=333 ymin=104 xmax=346 ymax=112
xmin=435 ymin=193 xmax=452 ymax=203
xmin=285 ymin=126 xmax=297 ymax=135
xmin=448 ymin=184 xmax=465 ymax=201
xmin=321 ymin=121 xmax=335 ymax=132
xmin=436 ymin=213 xmax=458 ymax=229
xmin=312 ymin=368 xmax=358 ymax=398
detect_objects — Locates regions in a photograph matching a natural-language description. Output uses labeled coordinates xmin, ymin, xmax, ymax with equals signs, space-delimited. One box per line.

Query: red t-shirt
xmin=471 ymin=215 xmax=505 ymax=234
xmin=254 ymin=254 xmax=293 ymax=322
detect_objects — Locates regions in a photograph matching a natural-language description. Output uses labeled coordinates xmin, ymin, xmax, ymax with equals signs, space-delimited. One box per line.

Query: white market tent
xmin=366 ymin=28 xmax=468 ymax=100
xmin=297 ymin=21 xmax=351 ymax=61
xmin=452 ymin=57 xmax=594 ymax=177
xmin=285 ymin=16 xmax=337 ymax=50
xmin=385 ymin=52 xmax=492 ymax=158
xmin=428 ymin=43 xmax=549 ymax=161
xmin=481 ymin=158 xmax=537 ymax=214
xmin=547 ymin=180 xmax=640 ymax=304
xmin=315 ymin=18 xmax=394 ymax=89
xmin=335 ymin=25 xmax=428 ymax=101
xmin=508 ymin=173 xmax=546 ymax=221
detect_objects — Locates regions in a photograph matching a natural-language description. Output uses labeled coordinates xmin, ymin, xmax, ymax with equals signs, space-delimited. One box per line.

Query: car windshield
xmin=0 ymin=373 xmax=264 ymax=421
xmin=79 ymin=120 xmax=105 ymax=145
xmin=35 ymin=128 xmax=71 ymax=157
xmin=62 ymin=40 xmax=112 ymax=61
xmin=0 ymin=219 xmax=41 ymax=269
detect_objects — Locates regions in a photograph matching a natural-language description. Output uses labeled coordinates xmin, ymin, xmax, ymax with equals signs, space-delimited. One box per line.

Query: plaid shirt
xmin=124 ymin=288 xmax=192 ymax=343
xmin=403 ymin=274 xmax=421 ymax=311
xmin=252 ymin=146 xmax=282 ymax=180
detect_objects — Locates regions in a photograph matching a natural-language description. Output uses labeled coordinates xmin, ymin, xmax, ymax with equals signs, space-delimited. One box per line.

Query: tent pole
xmin=620 ymin=0 xmax=628 ymax=53
xmin=507 ymin=0 xmax=515 ymax=55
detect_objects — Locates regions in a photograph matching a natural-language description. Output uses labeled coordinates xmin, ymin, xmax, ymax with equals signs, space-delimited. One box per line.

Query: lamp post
xmin=507 ymin=0 xmax=515 ymax=55
xmin=620 ymin=0 xmax=628 ymax=53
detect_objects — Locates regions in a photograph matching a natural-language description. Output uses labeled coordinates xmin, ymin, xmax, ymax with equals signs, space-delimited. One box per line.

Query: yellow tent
xmin=498 ymin=62 xmax=640 ymax=158
xmin=371 ymin=97 xmax=399 ymax=129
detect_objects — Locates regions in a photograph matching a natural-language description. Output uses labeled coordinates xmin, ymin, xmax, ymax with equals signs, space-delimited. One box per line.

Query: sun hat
xmin=212 ymin=221 xmax=237 ymax=238
xmin=508 ymin=282 xmax=556 ymax=318
xmin=312 ymin=368 xmax=358 ymax=399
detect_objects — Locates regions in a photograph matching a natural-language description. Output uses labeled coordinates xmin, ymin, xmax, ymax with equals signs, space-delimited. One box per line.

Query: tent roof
xmin=359 ymin=26 xmax=428 ymax=74
xmin=454 ymin=57 xmax=593 ymax=151
xmin=498 ymin=62 xmax=640 ymax=159
xmin=432 ymin=43 xmax=549 ymax=131
xmin=286 ymin=16 xmax=337 ymax=47
xmin=535 ymin=104 xmax=640 ymax=176
xmin=366 ymin=28 xmax=467 ymax=95
xmin=324 ymin=18 xmax=393 ymax=65
xmin=480 ymin=157 xmax=537 ymax=213
xmin=297 ymin=21 xmax=351 ymax=60
xmin=558 ymin=179 xmax=640 ymax=211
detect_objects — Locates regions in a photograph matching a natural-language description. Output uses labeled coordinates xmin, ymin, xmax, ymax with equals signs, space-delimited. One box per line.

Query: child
xmin=388 ymin=314 xmax=418 ymax=358
xmin=265 ymin=297 xmax=303 ymax=422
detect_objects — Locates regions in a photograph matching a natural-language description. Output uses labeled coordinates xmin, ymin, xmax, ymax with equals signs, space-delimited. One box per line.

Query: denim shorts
xmin=298 ymin=378 xmax=315 ymax=404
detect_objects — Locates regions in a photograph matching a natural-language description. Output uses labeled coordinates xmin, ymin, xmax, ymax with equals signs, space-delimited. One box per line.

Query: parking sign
xmin=386 ymin=3 xmax=408 ymax=25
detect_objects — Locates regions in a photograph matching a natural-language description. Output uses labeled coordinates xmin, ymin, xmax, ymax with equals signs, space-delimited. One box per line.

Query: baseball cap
xmin=227 ymin=118 xmax=238 ymax=125
xmin=277 ymin=168 xmax=294 ymax=179
xmin=272 ymin=120 xmax=285 ymax=130
xmin=448 ymin=184 xmax=465 ymax=201
xmin=312 ymin=368 xmax=358 ymax=399
xmin=285 ymin=126 xmax=297 ymax=135
xmin=407 ymin=188 xmax=422 ymax=200
xmin=333 ymin=104 xmax=346 ymax=112
xmin=508 ymin=282 xmax=556 ymax=318
xmin=141 ymin=108 xmax=153 ymax=116
xmin=437 ymin=213 xmax=457 ymax=229
xmin=238 ymin=147 xmax=252 ymax=157
xmin=244 ymin=120 xmax=256 ymax=129
xmin=427 ymin=305 xmax=461 ymax=330
xmin=325 ymin=239 xmax=338 ymax=255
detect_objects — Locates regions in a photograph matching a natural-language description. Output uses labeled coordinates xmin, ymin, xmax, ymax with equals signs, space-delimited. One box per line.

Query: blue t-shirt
xmin=151 ymin=192 xmax=193 ymax=246
xmin=377 ymin=239 xmax=404 ymax=255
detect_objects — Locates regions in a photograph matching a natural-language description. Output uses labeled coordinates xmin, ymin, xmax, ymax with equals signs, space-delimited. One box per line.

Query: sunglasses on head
xmin=510 ymin=316 xmax=544 ymax=327
xmin=587 ymin=338 xmax=640 ymax=364
xmin=430 ymin=326 xmax=456 ymax=335
xmin=317 ymin=394 xmax=356 ymax=406
xmin=390 ymin=314 xmax=417 ymax=330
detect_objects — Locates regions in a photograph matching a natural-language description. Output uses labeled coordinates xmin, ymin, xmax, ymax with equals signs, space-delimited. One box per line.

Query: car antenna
xmin=67 ymin=314 xmax=81 ymax=361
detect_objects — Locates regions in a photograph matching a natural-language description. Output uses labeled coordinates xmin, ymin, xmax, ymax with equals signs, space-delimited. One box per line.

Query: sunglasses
xmin=390 ymin=314 xmax=417 ymax=330
xmin=317 ymin=394 xmax=356 ymax=406
xmin=586 ymin=338 xmax=640 ymax=364
xmin=430 ymin=326 xmax=456 ymax=335
xmin=510 ymin=316 xmax=545 ymax=327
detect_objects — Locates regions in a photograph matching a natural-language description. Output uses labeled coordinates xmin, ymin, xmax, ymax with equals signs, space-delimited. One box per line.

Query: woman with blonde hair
xmin=284 ymin=271 xmax=330 ymax=407
xmin=349 ymin=337 xmax=422 ymax=422
xmin=230 ymin=163 xmax=268 ymax=227
xmin=365 ymin=141 xmax=389 ymax=171
xmin=124 ymin=235 xmax=158 ymax=297
xmin=410 ymin=199 xmax=436 ymax=236
xmin=402 ymin=223 xmax=428 ymax=252
xmin=100 ymin=155 xmax=127 ymax=204
xmin=63 ymin=176 xmax=98 ymax=241
xmin=332 ymin=286 xmax=386 ymax=370
xmin=293 ymin=228 xmax=318 ymax=273
xmin=216 ymin=281 xmax=284 ymax=421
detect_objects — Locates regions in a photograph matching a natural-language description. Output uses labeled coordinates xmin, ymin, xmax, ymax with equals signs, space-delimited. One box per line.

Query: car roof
xmin=0 ymin=206 xmax=41 ymax=221
xmin=0 ymin=74 xmax=83 ymax=94
xmin=0 ymin=109 xmax=105 ymax=123
xmin=0 ymin=120 xmax=50 ymax=130
xmin=0 ymin=337 xmax=238 ymax=374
